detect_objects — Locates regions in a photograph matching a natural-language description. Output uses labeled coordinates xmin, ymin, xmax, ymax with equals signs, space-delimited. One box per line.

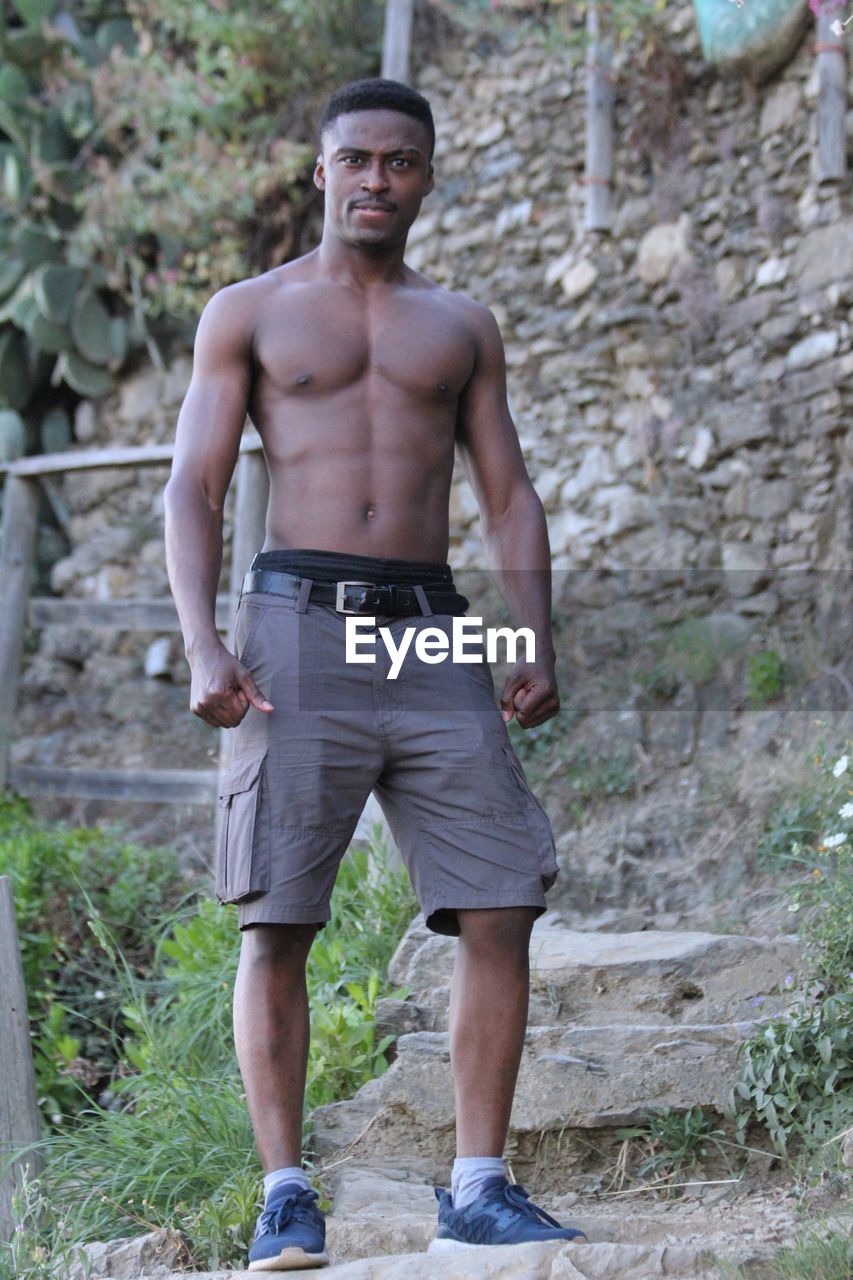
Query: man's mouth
xmin=353 ymin=203 xmax=395 ymax=215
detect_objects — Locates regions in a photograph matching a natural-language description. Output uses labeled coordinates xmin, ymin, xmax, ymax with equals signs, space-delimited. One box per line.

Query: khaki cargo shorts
xmin=214 ymin=589 xmax=560 ymax=936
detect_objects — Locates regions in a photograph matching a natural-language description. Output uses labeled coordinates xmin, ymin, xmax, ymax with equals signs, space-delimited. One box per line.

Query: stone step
xmin=386 ymin=914 xmax=800 ymax=1028
xmin=310 ymin=1019 xmax=756 ymax=1165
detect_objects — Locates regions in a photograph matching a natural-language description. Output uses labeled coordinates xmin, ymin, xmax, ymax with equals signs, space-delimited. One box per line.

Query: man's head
xmin=315 ymin=78 xmax=435 ymax=250
xmin=319 ymin=78 xmax=435 ymax=161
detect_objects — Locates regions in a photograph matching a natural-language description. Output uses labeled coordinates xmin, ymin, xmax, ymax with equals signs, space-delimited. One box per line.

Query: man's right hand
xmin=189 ymin=639 xmax=274 ymax=728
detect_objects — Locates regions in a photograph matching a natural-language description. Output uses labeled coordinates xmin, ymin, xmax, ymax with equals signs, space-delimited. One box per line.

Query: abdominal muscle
xmin=258 ymin=423 xmax=458 ymax=563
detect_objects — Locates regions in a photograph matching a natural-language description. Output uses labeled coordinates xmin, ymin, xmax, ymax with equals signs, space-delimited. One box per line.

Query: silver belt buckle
xmin=335 ymin=580 xmax=375 ymax=614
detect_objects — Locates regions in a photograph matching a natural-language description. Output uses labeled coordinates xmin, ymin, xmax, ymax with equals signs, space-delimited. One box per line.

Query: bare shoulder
xmin=198 ymin=270 xmax=279 ymax=333
xmin=406 ymin=269 xmax=501 ymax=343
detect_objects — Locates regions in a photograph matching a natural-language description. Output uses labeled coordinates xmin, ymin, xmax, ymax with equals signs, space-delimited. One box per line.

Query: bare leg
xmin=233 ymin=921 xmax=320 ymax=1172
xmin=448 ymin=905 xmax=538 ymax=1156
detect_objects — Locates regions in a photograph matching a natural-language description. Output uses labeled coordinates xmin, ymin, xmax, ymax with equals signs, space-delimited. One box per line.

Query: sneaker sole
xmin=427 ymin=1236 xmax=587 ymax=1253
xmin=247 ymin=1247 xmax=329 ymax=1271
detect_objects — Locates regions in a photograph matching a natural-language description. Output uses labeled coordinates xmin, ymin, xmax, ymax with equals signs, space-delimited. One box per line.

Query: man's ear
xmin=423 ymin=161 xmax=435 ymax=198
xmin=313 ymin=156 xmax=325 ymax=191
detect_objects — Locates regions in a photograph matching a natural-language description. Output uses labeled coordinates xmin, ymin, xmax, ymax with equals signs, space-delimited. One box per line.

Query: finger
xmin=238 ymin=671 xmax=274 ymax=712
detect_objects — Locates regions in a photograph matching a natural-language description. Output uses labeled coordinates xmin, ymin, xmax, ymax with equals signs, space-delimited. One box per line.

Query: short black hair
xmin=319 ymin=78 xmax=435 ymax=161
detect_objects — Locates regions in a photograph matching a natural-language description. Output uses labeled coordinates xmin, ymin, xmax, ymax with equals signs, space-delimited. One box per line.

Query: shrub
xmin=0 ymin=794 xmax=187 ymax=1123
xmin=0 ymin=821 xmax=417 ymax=1274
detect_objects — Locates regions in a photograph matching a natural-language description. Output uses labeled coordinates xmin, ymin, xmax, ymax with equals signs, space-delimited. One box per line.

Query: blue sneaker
xmin=247 ymin=1182 xmax=329 ymax=1271
xmin=427 ymin=1175 xmax=588 ymax=1253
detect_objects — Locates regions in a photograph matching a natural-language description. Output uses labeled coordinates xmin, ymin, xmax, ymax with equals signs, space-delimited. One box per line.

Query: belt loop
xmin=295 ymin=576 xmax=314 ymax=613
xmin=413 ymin=584 xmax=433 ymax=617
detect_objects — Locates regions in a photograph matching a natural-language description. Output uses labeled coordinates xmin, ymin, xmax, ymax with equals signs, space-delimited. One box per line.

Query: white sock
xmin=451 ymin=1156 xmax=507 ymax=1209
xmin=263 ymin=1165 xmax=311 ymax=1205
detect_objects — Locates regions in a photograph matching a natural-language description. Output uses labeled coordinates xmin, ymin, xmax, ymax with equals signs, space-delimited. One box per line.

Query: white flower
xmin=822 ymin=832 xmax=847 ymax=849
xmin=839 ymin=802 xmax=853 ymax=820
xmin=832 ymin=754 xmax=849 ymax=778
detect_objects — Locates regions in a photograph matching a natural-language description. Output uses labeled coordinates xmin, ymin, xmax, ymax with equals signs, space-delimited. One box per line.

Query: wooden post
xmin=230 ymin=449 xmax=270 ymax=601
xmin=0 ymin=476 xmax=40 ymax=793
xmin=382 ymin=0 xmax=414 ymax=84
xmin=0 ymin=877 xmax=43 ymax=1241
xmin=584 ymin=0 xmax=614 ymax=232
xmin=216 ymin=447 xmax=270 ymax=837
xmin=815 ymin=9 xmax=846 ymax=184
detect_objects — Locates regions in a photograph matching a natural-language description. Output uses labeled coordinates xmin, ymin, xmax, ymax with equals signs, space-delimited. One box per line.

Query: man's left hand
xmin=499 ymin=659 xmax=560 ymax=729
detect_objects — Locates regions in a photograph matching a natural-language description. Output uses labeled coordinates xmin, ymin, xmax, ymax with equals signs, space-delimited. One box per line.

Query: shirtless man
xmin=164 ymin=77 xmax=585 ymax=1271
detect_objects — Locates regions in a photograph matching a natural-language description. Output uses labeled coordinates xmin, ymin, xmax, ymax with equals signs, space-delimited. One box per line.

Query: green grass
xmin=718 ymin=1220 xmax=853 ymax=1280
xmin=0 ymin=822 xmax=418 ymax=1276
xmin=0 ymin=794 xmax=188 ymax=1123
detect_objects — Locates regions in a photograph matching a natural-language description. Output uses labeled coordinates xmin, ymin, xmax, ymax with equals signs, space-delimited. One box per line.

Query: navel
xmin=365 ymin=504 xmax=376 ymax=520
xmin=296 ymin=373 xmax=312 ymax=387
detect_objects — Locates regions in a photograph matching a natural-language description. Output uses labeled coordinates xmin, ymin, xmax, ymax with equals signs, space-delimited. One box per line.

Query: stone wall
xmin=408 ymin=1 xmax=851 ymax=641
xmin=10 ymin=0 xmax=853 ymax=841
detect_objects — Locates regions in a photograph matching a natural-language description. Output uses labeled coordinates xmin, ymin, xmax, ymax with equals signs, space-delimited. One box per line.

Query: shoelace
xmin=259 ymin=1188 xmax=321 ymax=1236
xmin=501 ymin=1183 xmax=564 ymax=1229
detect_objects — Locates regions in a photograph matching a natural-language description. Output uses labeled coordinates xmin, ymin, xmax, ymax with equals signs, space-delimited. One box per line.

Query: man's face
xmin=314 ymin=109 xmax=434 ymax=249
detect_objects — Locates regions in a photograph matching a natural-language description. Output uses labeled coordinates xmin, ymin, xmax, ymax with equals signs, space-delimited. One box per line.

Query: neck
xmin=315 ymin=233 xmax=408 ymax=287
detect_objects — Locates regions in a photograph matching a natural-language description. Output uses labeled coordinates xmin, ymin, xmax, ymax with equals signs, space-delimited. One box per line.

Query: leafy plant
xmin=0 ymin=820 xmax=418 ymax=1273
xmin=727 ymin=991 xmax=853 ymax=1156
xmin=616 ymin=1106 xmax=729 ymax=1186
xmin=0 ymin=793 xmax=187 ymax=1124
xmin=564 ymin=742 xmax=637 ymax=807
xmin=746 ymin=649 xmax=787 ymax=705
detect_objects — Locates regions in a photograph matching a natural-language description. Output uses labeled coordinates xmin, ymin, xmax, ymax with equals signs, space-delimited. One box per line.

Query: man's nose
xmin=361 ymin=163 xmax=389 ymax=191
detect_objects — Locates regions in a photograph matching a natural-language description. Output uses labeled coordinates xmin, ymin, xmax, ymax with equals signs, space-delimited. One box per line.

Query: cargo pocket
xmin=501 ymin=744 xmax=559 ymax=889
xmin=215 ymin=749 xmax=271 ymax=904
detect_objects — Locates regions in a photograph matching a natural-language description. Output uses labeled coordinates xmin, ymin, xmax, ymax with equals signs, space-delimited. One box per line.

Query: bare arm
xmin=455 ymin=303 xmax=558 ymax=728
xmin=163 ymin=283 xmax=272 ymax=727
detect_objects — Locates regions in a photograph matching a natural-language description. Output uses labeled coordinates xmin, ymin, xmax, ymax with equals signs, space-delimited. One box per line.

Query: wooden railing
xmin=0 ymin=433 xmax=269 ymax=803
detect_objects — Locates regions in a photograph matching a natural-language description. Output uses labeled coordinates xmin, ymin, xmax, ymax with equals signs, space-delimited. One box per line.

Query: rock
xmin=744 ymin=480 xmax=797 ymax=521
xmin=388 ymin=915 xmax=800 ymax=1026
xmin=759 ymin=84 xmax=801 ymax=137
xmin=792 ymin=221 xmax=853 ymax=292
xmin=600 ymin=487 xmax=656 ymax=538
xmin=61 ymin=1228 xmax=190 ymax=1279
xmin=560 ymin=446 xmax=614 ymax=504
xmin=687 ymin=427 xmax=714 ymax=470
xmin=144 ymin=637 xmax=173 ymax=679
xmin=117 ymin=367 xmax=165 ymax=422
xmin=74 ymin=399 xmax=99 ymax=443
xmin=754 ymin=257 xmax=788 ymax=288
xmin=302 ymin=1239 xmax=716 ymax=1278
xmin=720 ymin=543 xmax=771 ymax=597
xmin=560 ymin=260 xmax=598 ymax=302
xmin=545 ymin=249 xmax=576 ymax=289
xmin=311 ymin=1020 xmax=761 ymax=1162
xmin=472 ymin=119 xmax=505 ymax=148
xmin=637 ymin=216 xmax=691 ymax=286
xmin=785 ymin=330 xmax=839 ymax=371
xmin=495 ymin=200 xmax=532 ymax=235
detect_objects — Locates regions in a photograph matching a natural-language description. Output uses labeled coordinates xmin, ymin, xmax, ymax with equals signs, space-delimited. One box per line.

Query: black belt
xmin=241 ymin=569 xmax=470 ymax=617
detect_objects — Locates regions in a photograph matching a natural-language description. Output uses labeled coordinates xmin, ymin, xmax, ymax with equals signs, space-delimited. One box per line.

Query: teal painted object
xmin=692 ymin=0 xmax=811 ymax=82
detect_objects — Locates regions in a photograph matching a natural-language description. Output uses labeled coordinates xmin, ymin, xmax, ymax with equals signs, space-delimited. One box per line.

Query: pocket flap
xmin=218 ymin=749 xmax=268 ymax=799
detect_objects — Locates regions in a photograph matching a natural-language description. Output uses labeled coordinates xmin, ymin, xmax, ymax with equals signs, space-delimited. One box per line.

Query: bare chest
xmin=252 ymin=288 xmax=475 ymax=402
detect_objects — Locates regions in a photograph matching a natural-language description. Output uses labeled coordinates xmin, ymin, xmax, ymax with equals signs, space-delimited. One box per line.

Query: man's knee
xmin=239 ymin=920 xmax=321 ymax=967
xmin=456 ymin=905 xmax=538 ymax=953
